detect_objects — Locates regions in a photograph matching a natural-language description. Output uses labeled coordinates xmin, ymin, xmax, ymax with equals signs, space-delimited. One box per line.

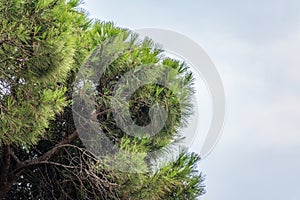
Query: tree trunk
xmin=0 ymin=145 xmax=12 ymax=199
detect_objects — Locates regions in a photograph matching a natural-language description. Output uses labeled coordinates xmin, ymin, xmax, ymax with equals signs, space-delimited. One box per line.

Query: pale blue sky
xmin=82 ymin=1 xmax=300 ymax=199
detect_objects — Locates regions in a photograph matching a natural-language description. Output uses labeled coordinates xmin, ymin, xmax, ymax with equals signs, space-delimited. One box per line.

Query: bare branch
xmin=13 ymin=131 xmax=79 ymax=173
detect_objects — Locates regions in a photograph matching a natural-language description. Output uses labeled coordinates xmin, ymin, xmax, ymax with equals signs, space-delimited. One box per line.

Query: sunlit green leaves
xmin=0 ymin=0 xmax=88 ymax=146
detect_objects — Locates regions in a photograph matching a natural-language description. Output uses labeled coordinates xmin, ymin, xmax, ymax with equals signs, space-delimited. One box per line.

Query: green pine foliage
xmin=0 ymin=0 xmax=205 ymax=199
xmin=0 ymin=0 xmax=90 ymax=146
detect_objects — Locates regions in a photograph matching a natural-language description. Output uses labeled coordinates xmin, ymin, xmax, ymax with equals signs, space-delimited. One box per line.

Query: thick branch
xmin=10 ymin=149 xmax=21 ymax=165
xmin=14 ymin=131 xmax=79 ymax=173
xmin=0 ymin=145 xmax=11 ymax=198
xmin=40 ymin=131 xmax=79 ymax=161
xmin=0 ymin=145 xmax=11 ymax=185
xmin=0 ymin=131 xmax=79 ymax=198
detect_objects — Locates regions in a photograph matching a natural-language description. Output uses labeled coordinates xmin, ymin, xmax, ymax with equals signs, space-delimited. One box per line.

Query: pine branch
xmin=0 ymin=131 xmax=79 ymax=198
xmin=15 ymin=131 xmax=79 ymax=173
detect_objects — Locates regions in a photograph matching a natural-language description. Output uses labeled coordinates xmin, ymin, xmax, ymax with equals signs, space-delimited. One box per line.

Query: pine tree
xmin=0 ymin=0 xmax=205 ymax=199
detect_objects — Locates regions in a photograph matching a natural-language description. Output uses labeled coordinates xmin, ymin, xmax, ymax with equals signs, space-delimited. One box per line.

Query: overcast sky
xmin=82 ymin=1 xmax=300 ymax=199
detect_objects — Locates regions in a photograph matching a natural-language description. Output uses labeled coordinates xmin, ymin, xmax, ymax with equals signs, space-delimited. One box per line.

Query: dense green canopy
xmin=0 ymin=0 xmax=205 ymax=199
